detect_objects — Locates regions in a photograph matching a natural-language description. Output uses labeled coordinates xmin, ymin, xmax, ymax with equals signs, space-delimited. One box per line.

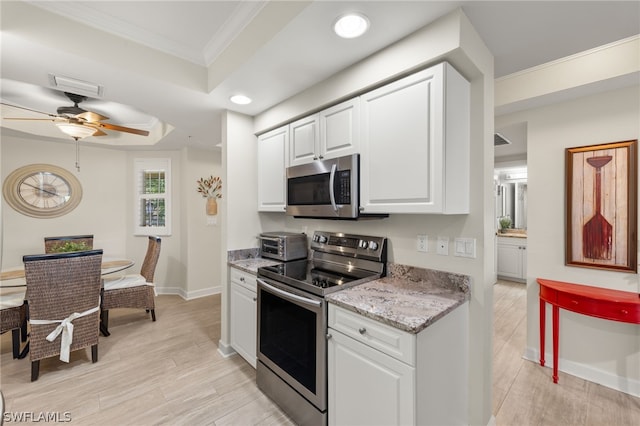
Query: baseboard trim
xmin=155 ymin=286 xmax=221 ymax=300
xmin=217 ymin=340 xmax=236 ymax=358
xmin=524 ymin=346 xmax=640 ymax=397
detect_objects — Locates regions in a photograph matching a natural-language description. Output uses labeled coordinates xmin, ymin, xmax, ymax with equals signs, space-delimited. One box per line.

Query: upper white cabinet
xmin=360 ymin=62 xmax=470 ymax=214
xmin=289 ymin=114 xmax=319 ymax=166
xmin=257 ymin=126 xmax=288 ymax=212
xmin=289 ymin=98 xmax=360 ymax=167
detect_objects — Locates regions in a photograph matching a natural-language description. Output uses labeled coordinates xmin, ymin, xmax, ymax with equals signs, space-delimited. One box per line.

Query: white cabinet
xmin=360 ymin=62 xmax=470 ymax=214
xmin=289 ymin=114 xmax=319 ymax=166
xmin=328 ymin=303 xmax=469 ymax=426
xmin=289 ymin=98 xmax=360 ymax=167
xmin=497 ymin=236 xmax=527 ymax=282
xmin=257 ymin=126 xmax=288 ymax=212
xmin=229 ymin=267 xmax=257 ymax=368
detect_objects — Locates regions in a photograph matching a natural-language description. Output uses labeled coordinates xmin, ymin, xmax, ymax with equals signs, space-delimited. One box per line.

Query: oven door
xmin=286 ymin=154 xmax=358 ymax=218
xmin=257 ymin=276 xmax=327 ymax=411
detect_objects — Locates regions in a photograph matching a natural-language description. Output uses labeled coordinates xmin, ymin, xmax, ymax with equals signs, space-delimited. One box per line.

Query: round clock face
xmin=3 ymin=164 xmax=83 ymax=218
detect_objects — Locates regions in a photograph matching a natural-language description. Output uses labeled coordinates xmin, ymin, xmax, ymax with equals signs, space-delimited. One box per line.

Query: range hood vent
xmin=494 ymin=132 xmax=512 ymax=146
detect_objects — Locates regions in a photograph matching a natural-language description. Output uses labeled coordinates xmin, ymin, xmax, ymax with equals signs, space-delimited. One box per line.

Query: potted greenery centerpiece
xmin=499 ymin=216 xmax=512 ymax=233
xmin=196 ymin=175 xmax=222 ymax=215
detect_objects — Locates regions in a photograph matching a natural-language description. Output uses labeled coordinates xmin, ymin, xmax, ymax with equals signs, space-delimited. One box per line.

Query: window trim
xmin=133 ymin=158 xmax=172 ymax=236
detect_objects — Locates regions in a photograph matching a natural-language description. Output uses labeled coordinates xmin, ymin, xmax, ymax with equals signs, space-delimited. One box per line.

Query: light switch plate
xmin=436 ymin=236 xmax=449 ymax=255
xmin=454 ymin=237 xmax=476 ymax=258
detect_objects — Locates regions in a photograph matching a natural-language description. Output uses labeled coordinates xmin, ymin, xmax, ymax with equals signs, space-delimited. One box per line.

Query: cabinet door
xmin=257 ymin=126 xmax=288 ymax=212
xmin=328 ymin=329 xmax=414 ymax=426
xmin=319 ymin=98 xmax=360 ymax=160
xmin=360 ymin=62 xmax=469 ymax=214
xmin=289 ymin=114 xmax=319 ymax=166
xmin=497 ymin=239 xmax=524 ymax=280
xmin=230 ymin=282 xmax=257 ymax=368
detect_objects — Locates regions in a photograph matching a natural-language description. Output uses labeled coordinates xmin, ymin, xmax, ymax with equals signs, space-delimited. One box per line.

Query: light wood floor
xmin=1 ymin=282 xmax=638 ymax=425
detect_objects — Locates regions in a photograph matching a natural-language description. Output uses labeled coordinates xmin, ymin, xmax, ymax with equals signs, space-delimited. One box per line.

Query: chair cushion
xmin=103 ymin=274 xmax=154 ymax=291
xmin=0 ymin=291 xmax=26 ymax=309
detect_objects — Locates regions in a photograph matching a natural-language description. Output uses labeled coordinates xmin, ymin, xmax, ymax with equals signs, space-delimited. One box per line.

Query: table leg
xmin=552 ymin=304 xmax=559 ymax=383
xmin=539 ymin=298 xmax=545 ymax=366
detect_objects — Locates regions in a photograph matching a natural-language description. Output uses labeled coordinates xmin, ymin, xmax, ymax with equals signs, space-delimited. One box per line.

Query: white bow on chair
xmin=30 ymin=305 xmax=99 ymax=362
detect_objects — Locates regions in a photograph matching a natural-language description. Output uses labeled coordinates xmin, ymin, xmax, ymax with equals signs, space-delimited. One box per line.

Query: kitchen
xmin=2 ymin=1 xmax=639 ymax=425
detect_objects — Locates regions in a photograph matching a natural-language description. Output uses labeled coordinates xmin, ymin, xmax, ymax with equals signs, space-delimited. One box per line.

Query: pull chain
xmin=74 ymin=137 xmax=80 ymax=172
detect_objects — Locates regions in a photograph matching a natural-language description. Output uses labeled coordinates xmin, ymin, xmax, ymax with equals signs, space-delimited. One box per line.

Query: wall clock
xmin=2 ymin=164 xmax=83 ymax=218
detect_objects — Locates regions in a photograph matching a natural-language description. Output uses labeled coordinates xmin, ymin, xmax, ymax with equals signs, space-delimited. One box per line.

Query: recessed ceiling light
xmin=230 ymin=95 xmax=252 ymax=105
xmin=334 ymin=13 xmax=370 ymax=39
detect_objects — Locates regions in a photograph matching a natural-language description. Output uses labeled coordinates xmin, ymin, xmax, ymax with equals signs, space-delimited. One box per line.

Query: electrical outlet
xmin=436 ymin=236 xmax=449 ymax=255
xmin=417 ymin=235 xmax=428 ymax=252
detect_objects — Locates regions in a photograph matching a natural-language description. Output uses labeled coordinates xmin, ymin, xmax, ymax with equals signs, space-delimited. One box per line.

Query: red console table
xmin=537 ymin=278 xmax=640 ymax=383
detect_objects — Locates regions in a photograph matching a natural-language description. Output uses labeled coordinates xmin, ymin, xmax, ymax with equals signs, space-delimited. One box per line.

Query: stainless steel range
xmin=256 ymin=231 xmax=387 ymax=426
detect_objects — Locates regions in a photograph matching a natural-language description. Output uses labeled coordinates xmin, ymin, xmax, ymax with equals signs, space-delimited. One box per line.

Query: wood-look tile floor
xmin=1 ymin=283 xmax=638 ymax=425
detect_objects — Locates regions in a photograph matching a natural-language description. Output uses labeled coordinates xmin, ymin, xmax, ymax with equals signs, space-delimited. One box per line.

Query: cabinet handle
xmin=621 ymin=309 xmax=628 ymax=315
xmin=358 ymin=327 xmax=367 ymax=335
xmin=252 ymin=297 xmax=257 ymax=302
xmin=240 ymin=277 xmax=245 ymax=282
xmin=571 ymin=300 xmax=579 ymax=305
xmin=319 ymin=155 xmax=324 ymax=159
xmin=326 ymin=333 xmax=333 ymax=340
xmin=313 ymin=156 xmax=318 ymax=160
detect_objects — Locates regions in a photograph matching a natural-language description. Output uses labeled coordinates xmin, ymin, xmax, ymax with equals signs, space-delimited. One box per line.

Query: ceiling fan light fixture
xmin=230 ymin=94 xmax=252 ymax=105
xmin=55 ymin=122 xmax=96 ymax=139
xmin=334 ymin=13 xmax=369 ymax=39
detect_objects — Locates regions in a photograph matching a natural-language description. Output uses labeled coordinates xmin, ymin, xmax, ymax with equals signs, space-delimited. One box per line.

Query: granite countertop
xmin=227 ymin=248 xmax=281 ymax=275
xmin=326 ymin=263 xmax=470 ymax=334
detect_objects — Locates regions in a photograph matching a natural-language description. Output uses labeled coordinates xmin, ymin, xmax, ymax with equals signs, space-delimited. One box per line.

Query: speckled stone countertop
xmin=227 ymin=248 xmax=281 ymax=275
xmin=326 ymin=263 xmax=470 ymax=334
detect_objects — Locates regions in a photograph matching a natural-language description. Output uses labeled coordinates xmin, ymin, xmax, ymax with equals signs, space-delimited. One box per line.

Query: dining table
xmin=1 ymin=256 xmax=135 ymax=338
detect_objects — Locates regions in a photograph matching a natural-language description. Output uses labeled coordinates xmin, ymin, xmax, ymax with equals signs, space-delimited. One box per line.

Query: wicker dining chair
xmin=101 ymin=236 xmax=161 ymax=332
xmin=0 ymin=292 xmax=28 ymax=359
xmin=24 ymin=249 xmax=103 ymax=381
xmin=44 ymin=235 xmax=94 ymax=253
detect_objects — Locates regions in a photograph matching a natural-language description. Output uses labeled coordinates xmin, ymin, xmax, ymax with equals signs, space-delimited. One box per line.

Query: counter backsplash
xmin=387 ymin=262 xmax=471 ymax=294
xmin=227 ymin=248 xmax=260 ymax=262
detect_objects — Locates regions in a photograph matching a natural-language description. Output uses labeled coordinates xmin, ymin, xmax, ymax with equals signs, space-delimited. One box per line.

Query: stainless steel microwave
xmin=286 ymin=154 xmax=376 ymax=219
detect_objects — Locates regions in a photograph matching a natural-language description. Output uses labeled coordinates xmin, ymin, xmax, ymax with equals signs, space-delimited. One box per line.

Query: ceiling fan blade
xmin=1 ymin=102 xmax=58 ymax=118
xmin=95 ymin=122 xmax=149 ymax=136
xmin=91 ymin=129 xmax=108 ymax=137
xmin=76 ymin=110 xmax=109 ymax=122
xmin=2 ymin=117 xmax=61 ymax=121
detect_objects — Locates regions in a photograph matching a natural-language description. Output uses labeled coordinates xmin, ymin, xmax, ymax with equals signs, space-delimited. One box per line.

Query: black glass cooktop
xmin=258 ymin=259 xmax=378 ymax=296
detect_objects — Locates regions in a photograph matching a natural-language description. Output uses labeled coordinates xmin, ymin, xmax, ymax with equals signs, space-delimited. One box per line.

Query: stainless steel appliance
xmin=256 ymin=231 xmax=387 ymax=426
xmin=258 ymin=231 xmax=308 ymax=261
xmin=286 ymin=154 xmax=387 ymax=219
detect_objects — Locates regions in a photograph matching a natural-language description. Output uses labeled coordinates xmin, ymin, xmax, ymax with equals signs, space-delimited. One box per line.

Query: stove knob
xmin=359 ymin=240 xmax=368 ymax=249
xmin=312 ymin=234 xmax=319 ymax=242
xmin=368 ymin=241 xmax=378 ymax=250
xmin=318 ymin=235 xmax=328 ymax=243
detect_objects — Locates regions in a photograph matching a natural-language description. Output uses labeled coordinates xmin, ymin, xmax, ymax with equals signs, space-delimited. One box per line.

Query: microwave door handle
xmin=329 ymin=164 xmax=338 ymax=212
xmin=257 ymin=279 xmax=322 ymax=308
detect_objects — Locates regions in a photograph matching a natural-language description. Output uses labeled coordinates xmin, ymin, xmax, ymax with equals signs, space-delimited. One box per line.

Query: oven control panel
xmin=311 ymin=231 xmax=386 ymax=261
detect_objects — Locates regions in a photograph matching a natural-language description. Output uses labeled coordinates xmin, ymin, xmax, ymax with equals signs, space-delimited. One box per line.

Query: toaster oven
xmin=259 ymin=232 xmax=308 ymax=261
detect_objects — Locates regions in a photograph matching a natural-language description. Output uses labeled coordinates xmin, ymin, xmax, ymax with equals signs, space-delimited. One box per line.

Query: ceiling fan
xmin=1 ymin=92 xmax=150 ymax=140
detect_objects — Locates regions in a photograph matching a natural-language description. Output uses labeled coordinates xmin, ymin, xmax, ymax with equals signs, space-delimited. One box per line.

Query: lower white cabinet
xmin=497 ymin=236 xmax=527 ymax=282
xmin=328 ymin=303 xmax=469 ymax=426
xmin=229 ymin=267 xmax=257 ymax=368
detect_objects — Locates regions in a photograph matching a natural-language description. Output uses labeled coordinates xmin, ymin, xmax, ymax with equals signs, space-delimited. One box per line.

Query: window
xmin=134 ymin=158 xmax=171 ymax=236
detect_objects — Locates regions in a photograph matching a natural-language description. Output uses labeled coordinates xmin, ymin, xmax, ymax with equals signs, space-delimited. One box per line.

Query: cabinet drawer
xmin=557 ymin=291 xmax=640 ymax=323
xmin=230 ymin=267 xmax=257 ymax=292
xmin=329 ymin=304 xmax=415 ymax=366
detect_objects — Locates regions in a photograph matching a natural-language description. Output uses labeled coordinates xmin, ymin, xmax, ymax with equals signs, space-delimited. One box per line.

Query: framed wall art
xmin=566 ymin=139 xmax=637 ymax=272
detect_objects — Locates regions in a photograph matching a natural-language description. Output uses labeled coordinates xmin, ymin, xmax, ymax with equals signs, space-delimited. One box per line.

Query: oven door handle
xmin=329 ymin=163 xmax=338 ymax=212
xmin=257 ymin=278 xmax=322 ymax=307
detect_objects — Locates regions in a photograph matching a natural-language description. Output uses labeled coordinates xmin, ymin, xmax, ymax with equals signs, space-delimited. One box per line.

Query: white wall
xmin=497 ymin=85 xmax=640 ymax=396
xmin=1 ymin=135 xmax=128 ymax=265
xmin=181 ymin=146 xmax=222 ymax=298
